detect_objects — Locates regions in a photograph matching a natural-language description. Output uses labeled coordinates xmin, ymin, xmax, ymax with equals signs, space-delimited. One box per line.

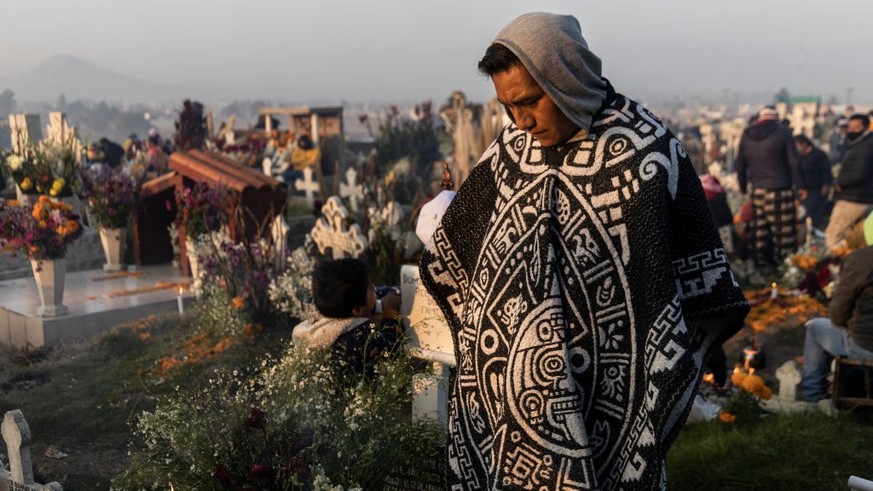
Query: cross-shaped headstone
xmin=2 ymin=409 xmax=33 ymax=484
xmin=368 ymin=201 xmax=403 ymax=242
xmin=294 ymin=167 xmax=320 ymax=208
xmin=338 ymin=167 xmax=364 ymax=213
xmin=309 ymin=196 xmax=368 ymax=259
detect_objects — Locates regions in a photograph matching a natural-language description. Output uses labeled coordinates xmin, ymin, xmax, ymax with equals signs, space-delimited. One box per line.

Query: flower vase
xmin=185 ymin=237 xmax=200 ymax=279
xmin=99 ymin=227 xmax=126 ymax=272
xmin=30 ymin=258 xmax=69 ymax=317
xmin=15 ymin=186 xmax=34 ymax=207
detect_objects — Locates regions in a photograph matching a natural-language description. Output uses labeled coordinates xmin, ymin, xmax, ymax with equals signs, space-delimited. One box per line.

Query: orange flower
xmin=138 ymin=332 xmax=152 ymax=342
xmin=719 ymin=411 xmax=737 ymax=423
xmin=741 ymin=373 xmax=766 ymax=394
xmin=730 ymin=370 xmax=747 ymax=387
xmin=231 ymin=296 xmax=245 ymax=309
xmin=212 ymin=338 xmax=232 ymax=354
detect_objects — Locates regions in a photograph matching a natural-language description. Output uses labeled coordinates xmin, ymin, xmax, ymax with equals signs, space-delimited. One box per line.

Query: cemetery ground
xmin=1 ymin=307 xmax=872 ymax=490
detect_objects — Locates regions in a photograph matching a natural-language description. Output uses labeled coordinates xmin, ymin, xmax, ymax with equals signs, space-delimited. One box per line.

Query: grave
xmin=308 ymin=197 xmax=367 ymax=259
xmin=134 ymin=150 xmax=286 ymax=275
xmin=399 ymin=264 xmax=454 ymax=425
xmin=338 ymin=167 xmax=364 ymax=213
xmin=293 ymin=167 xmax=320 ymax=209
xmin=0 ymin=264 xmax=193 ymax=348
xmin=1 ymin=410 xmax=63 ymax=490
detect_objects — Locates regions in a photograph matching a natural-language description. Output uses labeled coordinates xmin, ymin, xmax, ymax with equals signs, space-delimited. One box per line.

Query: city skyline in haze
xmin=1 ymin=0 xmax=871 ymax=105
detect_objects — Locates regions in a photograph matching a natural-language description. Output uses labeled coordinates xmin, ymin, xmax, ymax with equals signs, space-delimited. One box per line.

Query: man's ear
xmin=351 ymin=304 xmax=370 ymax=317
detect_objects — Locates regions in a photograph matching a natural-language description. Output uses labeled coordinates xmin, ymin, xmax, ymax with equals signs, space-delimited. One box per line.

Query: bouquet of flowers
xmin=176 ymin=182 xmax=230 ymax=239
xmin=80 ymin=165 xmax=140 ymax=229
xmin=2 ymin=136 xmax=81 ymax=197
xmin=0 ymin=196 xmax=83 ymax=260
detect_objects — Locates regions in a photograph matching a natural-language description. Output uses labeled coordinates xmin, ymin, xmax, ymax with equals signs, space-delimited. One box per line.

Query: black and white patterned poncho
xmin=420 ymin=93 xmax=749 ymax=490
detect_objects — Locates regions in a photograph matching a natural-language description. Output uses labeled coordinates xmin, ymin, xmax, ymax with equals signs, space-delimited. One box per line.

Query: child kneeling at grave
xmin=292 ymin=258 xmax=403 ymax=378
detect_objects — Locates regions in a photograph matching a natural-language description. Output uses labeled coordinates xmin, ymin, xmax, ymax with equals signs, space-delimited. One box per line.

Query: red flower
xmin=249 ymin=463 xmax=272 ymax=479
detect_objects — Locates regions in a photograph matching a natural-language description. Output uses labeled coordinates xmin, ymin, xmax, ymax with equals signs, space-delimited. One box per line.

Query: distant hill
xmin=0 ymin=54 xmax=180 ymax=103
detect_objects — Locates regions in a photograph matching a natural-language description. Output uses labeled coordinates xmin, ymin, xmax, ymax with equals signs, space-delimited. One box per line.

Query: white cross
xmin=294 ymin=167 xmax=320 ymax=208
xmin=338 ymin=167 xmax=365 ymax=213
xmin=309 ymin=196 xmax=368 ymax=258
xmin=368 ymin=201 xmax=403 ymax=242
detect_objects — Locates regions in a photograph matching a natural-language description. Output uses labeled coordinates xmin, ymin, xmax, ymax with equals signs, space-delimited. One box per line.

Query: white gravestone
xmin=338 ymin=167 xmax=364 ymax=213
xmin=775 ymin=360 xmax=803 ymax=401
xmin=308 ymin=196 xmax=367 ymax=259
xmin=8 ymin=114 xmax=43 ymax=152
xmin=294 ymin=167 xmax=320 ymax=208
xmin=1 ymin=410 xmax=63 ymax=490
xmin=400 ymin=264 xmax=455 ymax=425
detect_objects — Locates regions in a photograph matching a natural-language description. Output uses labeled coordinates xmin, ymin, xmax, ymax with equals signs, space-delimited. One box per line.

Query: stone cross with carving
xmin=294 ymin=167 xmax=320 ymax=208
xmin=1 ymin=410 xmax=64 ymax=490
xmin=338 ymin=167 xmax=365 ymax=213
xmin=309 ymin=196 xmax=368 ymax=259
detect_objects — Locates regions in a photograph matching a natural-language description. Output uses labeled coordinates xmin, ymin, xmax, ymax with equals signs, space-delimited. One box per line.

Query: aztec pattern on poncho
xmin=420 ymin=93 xmax=749 ymax=490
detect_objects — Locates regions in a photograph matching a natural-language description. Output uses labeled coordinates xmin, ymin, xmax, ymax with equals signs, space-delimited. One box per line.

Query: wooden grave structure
xmin=134 ymin=150 xmax=286 ymax=275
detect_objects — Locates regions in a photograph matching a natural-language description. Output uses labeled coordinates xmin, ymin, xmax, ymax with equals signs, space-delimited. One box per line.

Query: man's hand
xmin=798 ymin=189 xmax=808 ymax=200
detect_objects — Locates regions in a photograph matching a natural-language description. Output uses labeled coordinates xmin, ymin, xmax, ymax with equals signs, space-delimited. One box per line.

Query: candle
xmin=177 ymin=286 xmax=184 ymax=314
xmin=770 ymin=282 xmax=778 ymax=300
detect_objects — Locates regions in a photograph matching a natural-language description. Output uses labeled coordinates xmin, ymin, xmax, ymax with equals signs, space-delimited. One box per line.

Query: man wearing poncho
xmin=419 ymin=12 xmax=748 ymax=490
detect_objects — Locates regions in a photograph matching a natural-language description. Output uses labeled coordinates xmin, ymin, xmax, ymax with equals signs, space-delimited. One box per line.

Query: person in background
xmin=825 ymin=114 xmax=873 ymax=249
xmin=801 ymin=215 xmax=873 ymax=402
xmin=292 ymin=258 xmax=402 ymax=379
xmin=794 ymin=135 xmax=833 ymax=230
xmin=829 ymin=117 xmax=849 ymax=164
xmin=735 ymin=106 xmax=807 ymax=273
xmin=145 ymin=131 xmax=168 ymax=178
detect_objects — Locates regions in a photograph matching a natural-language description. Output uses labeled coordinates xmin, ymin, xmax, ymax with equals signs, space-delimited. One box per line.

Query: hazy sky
xmin=2 ymin=0 xmax=871 ymax=104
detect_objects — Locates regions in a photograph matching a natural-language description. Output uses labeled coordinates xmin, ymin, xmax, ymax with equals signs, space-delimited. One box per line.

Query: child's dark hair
xmin=312 ymin=258 xmax=370 ymax=318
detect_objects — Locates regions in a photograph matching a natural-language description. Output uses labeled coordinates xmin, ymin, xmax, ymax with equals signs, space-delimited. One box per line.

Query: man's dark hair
xmin=312 ymin=258 xmax=370 ymax=318
xmin=849 ymin=113 xmax=871 ymax=129
xmin=478 ymin=43 xmax=521 ymax=77
xmin=794 ymin=135 xmax=813 ymax=148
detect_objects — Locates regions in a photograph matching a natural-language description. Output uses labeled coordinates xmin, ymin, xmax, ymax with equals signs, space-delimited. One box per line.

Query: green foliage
xmin=669 ymin=411 xmax=873 ymax=490
xmin=113 ymin=344 xmax=443 ymax=490
xmin=373 ymin=103 xmax=442 ymax=178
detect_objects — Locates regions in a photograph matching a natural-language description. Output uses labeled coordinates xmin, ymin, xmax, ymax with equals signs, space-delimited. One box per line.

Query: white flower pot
xmin=99 ymin=227 xmax=126 ymax=272
xmin=30 ymin=258 xmax=69 ymax=317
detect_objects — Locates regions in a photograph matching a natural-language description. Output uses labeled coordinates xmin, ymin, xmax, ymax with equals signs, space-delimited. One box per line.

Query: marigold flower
xmin=741 ymin=373 xmax=766 ymax=394
xmin=231 ymin=296 xmax=245 ymax=309
xmin=719 ymin=411 xmax=737 ymax=423
xmin=730 ymin=370 xmax=747 ymax=387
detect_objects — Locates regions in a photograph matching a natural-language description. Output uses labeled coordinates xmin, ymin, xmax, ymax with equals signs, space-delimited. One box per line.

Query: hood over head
xmin=493 ymin=12 xmax=608 ymax=132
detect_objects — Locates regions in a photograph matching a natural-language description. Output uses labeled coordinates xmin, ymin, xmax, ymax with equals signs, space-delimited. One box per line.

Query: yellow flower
xmin=20 ymin=177 xmax=33 ymax=191
xmin=49 ymin=188 xmax=59 ymax=197
xmin=719 ymin=411 xmax=737 ymax=423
